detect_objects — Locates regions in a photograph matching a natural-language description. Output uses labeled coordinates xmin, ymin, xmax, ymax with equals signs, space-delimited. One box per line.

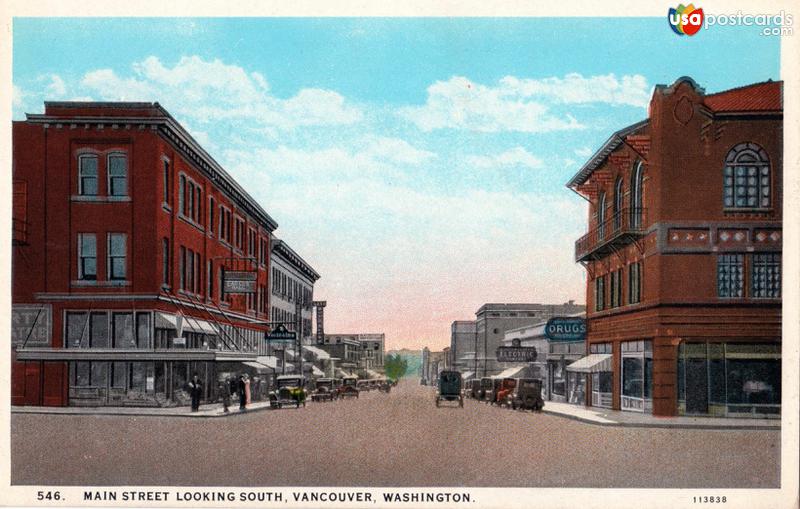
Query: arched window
xmin=613 ymin=177 xmax=624 ymax=231
xmin=724 ymin=143 xmax=770 ymax=209
xmin=630 ymin=161 xmax=644 ymax=229
xmin=78 ymin=154 xmax=98 ymax=196
xmin=597 ymin=191 xmax=607 ymax=240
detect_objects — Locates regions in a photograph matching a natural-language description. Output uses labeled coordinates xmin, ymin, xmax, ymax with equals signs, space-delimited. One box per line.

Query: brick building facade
xmin=567 ymin=78 xmax=782 ymax=418
xmin=12 ymin=102 xmax=279 ymax=407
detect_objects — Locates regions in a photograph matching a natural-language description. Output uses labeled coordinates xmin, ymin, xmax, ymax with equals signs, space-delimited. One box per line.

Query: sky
xmin=11 ymin=18 xmax=780 ymax=350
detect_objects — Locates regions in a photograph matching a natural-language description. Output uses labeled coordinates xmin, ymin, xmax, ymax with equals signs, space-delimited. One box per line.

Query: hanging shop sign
xmin=223 ymin=270 xmax=257 ymax=294
xmin=266 ymin=323 xmax=296 ymax=342
xmin=496 ymin=338 xmax=537 ymax=363
xmin=545 ymin=317 xmax=587 ymax=342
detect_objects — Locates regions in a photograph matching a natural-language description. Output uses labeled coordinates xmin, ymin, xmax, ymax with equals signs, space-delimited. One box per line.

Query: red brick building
xmin=566 ymin=77 xmax=782 ymax=418
xmin=12 ymin=102 xmax=278 ymax=407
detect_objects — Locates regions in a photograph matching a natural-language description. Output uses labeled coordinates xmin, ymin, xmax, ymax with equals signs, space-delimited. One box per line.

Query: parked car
xmin=478 ymin=377 xmax=493 ymax=401
xmin=484 ymin=377 xmax=503 ymax=404
xmin=494 ymin=377 xmax=517 ymax=406
xmin=310 ymin=378 xmax=336 ymax=402
xmin=435 ymin=370 xmax=463 ymax=407
xmin=378 ymin=378 xmax=392 ymax=393
xmin=507 ymin=378 xmax=544 ymax=411
xmin=269 ymin=375 xmax=307 ymax=409
xmin=337 ymin=376 xmax=360 ymax=399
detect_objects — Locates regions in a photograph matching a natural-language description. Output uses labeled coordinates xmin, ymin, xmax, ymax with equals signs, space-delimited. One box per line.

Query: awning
xmin=302 ymin=345 xmax=330 ymax=360
xmin=365 ymin=369 xmax=382 ymax=379
xmin=335 ymin=368 xmax=355 ymax=378
xmin=242 ymin=361 xmax=272 ymax=374
xmin=182 ymin=317 xmax=217 ymax=335
xmin=311 ymin=365 xmax=325 ymax=377
xmin=492 ymin=366 xmax=528 ymax=379
xmin=461 ymin=371 xmax=475 ymax=380
xmin=566 ymin=353 xmax=612 ymax=373
xmin=155 ymin=312 xmax=179 ymax=330
xmin=256 ymin=355 xmax=280 ymax=369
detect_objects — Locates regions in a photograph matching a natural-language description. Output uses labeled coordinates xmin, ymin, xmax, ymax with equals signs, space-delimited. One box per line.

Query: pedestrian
xmin=238 ymin=374 xmax=247 ymax=410
xmin=221 ymin=378 xmax=231 ymax=413
xmin=244 ymin=374 xmax=252 ymax=406
xmin=188 ymin=372 xmax=202 ymax=412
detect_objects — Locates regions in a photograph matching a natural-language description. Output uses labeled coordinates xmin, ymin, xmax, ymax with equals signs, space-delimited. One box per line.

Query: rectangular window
xmin=162 ymin=238 xmax=170 ymax=287
xmin=78 ymin=233 xmax=97 ymax=280
xmin=90 ymin=312 xmax=109 ymax=348
xmin=107 ymin=233 xmax=127 ymax=280
xmin=78 ymin=155 xmax=98 ymax=196
xmin=187 ymin=249 xmax=194 ymax=293
xmin=108 ymin=153 xmax=128 ymax=196
xmin=195 ymin=252 xmax=202 ymax=295
xmin=163 ymin=160 xmax=171 ymax=205
xmin=66 ymin=312 xmax=89 ymax=348
xmin=628 ymin=262 xmax=642 ymax=304
xmin=594 ymin=276 xmax=605 ymax=311
xmin=752 ymin=253 xmax=781 ymax=298
xmin=718 ymin=254 xmax=744 ymax=298
xmin=610 ymin=269 xmax=622 ymax=308
xmin=207 ymin=260 xmax=213 ymax=299
xmin=111 ymin=362 xmax=127 ymax=388
xmin=219 ymin=265 xmax=225 ymax=302
xmin=179 ymin=246 xmax=186 ymax=290
xmin=112 ymin=312 xmax=135 ymax=349
xmin=179 ymin=175 xmax=186 ymax=215
xmin=136 ymin=312 xmax=151 ymax=349
xmin=195 ymin=186 xmax=202 ymax=223
xmin=209 ymin=197 xmax=215 ymax=234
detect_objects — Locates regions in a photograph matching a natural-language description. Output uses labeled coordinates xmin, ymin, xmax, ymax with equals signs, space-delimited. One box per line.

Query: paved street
xmin=11 ymin=379 xmax=779 ymax=488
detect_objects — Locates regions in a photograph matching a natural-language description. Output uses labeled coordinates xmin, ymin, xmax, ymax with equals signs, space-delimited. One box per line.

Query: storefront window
xmin=66 ymin=312 xmax=89 ymax=348
xmin=621 ymin=340 xmax=653 ymax=412
xmin=552 ymin=363 xmax=566 ymax=396
xmin=136 ymin=313 xmax=152 ymax=349
xmin=726 ymin=359 xmax=780 ymax=407
xmin=567 ymin=372 xmax=586 ymax=404
xmin=113 ymin=313 xmax=135 ymax=349
xmin=90 ymin=312 xmax=109 ymax=348
xmin=622 ymin=357 xmax=643 ymax=397
xmin=111 ymin=362 xmax=126 ymax=388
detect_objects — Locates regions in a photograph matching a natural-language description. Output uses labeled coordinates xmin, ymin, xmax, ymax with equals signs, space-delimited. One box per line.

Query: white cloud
xmin=574 ymin=146 xmax=594 ymax=158
xmin=467 ymin=146 xmax=543 ymax=170
xmin=42 ymin=74 xmax=67 ymax=97
xmin=78 ymin=56 xmax=362 ymax=130
xmin=500 ymin=73 xmax=652 ymax=108
xmin=12 ymin=84 xmax=23 ymax=108
xmin=399 ymin=76 xmax=584 ymax=133
xmin=400 ymin=73 xmax=650 ymax=133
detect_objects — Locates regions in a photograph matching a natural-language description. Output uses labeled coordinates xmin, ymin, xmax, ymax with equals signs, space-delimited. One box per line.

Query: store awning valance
xmin=302 ymin=345 xmax=330 ymax=360
xmin=155 ymin=312 xmax=179 ymax=330
xmin=256 ymin=355 xmax=280 ymax=369
xmin=242 ymin=361 xmax=271 ymax=374
xmin=492 ymin=366 xmax=528 ymax=379
xmin=565 ymin=354 xmax=612 ymax=373
xmin=311 ymin=365 xmax=325 ymax=377
xmin=461 ymin=371 xmax=475 ymax=380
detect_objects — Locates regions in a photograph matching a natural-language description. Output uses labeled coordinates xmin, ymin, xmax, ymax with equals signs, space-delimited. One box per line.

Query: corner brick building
xmin=12 ymin=102 xmax=279 ymax=407
xmin=566 ymin=78 xmax=782 ymax=418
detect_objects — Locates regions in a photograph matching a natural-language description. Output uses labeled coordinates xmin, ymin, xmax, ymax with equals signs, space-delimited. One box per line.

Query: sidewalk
xmin=11 ymin=400 xmax=277 ymax=418
xmin=540 ymin=400 xmax=781 ymax=430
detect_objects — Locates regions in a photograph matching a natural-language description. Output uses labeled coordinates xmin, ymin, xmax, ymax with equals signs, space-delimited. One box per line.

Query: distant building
xmin=318 ymin=333 xmax=385 ymax=377
xmin=269 ymin=238 xmax=319 ymax=344
xmin=475 ymin=301 xmax=586 ymax=376
xmin=450 ymin=320 xmax=477 ymax=374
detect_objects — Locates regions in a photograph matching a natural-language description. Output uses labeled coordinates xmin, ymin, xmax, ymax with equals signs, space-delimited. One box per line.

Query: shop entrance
xmin=685 ymin=357 xmax=708 ymax=414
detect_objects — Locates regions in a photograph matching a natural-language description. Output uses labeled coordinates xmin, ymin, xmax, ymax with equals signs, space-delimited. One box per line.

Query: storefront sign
xmin=545 ymin=317 xmax=587 ymax=342
xmin=11 ymin=305 xmax=52 ymax=346
xmin=172 ymin=336 xmax=186 ymax=346
xmin=146 ymin=376 xmax=155 ymax=392
xmin=496 ymin=345 xmax=538 ymax=363
xmin=266 ymin=323 xmax=296 ymax=341
xmin=223 ymin=270 xmax=257 ymax=294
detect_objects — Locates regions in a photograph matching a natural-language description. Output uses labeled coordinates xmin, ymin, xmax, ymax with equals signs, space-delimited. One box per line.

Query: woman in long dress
xmin=244 ymin=374 xmax=251 ymax=405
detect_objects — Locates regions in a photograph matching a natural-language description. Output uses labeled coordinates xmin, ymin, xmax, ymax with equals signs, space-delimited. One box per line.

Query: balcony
xmin=575 ymin=207 xmax=647 ymax=262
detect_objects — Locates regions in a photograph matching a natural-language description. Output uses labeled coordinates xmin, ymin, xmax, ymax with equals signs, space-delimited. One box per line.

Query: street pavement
xmin=11 ymin=379 xmax=780 ymax=488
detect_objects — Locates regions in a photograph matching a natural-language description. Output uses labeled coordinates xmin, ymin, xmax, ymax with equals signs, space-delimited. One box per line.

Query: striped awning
xmin=566 ymin=354 xmax=612 ymax=373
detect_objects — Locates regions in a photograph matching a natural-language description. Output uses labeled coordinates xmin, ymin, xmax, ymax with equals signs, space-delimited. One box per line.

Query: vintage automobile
xmin=356 ymin=379 xmax=371 ymax=392
xmin=478 ymin=377 xmax=493 ymax=401
xmin=310 ymin=378 xmax=337 ymax=402
xmin=269 ymin=375 xmax=307 ymax=409
xmin=507 ymin=378 xmax=544 ymax=411
xmin=493 ymin=377 xmax=518 ymax=406
xmin=464 ymin=379 xmax=479 ymax=399
xmin=435 ymin=370 xmax=463 ymax=407
xmin=483 ymin=377 xmax=502 ymax=404
xmin=337 ymin=376 xmax=360 ymax=399
xmin=378 ymin=378 xmax=392 ymax=393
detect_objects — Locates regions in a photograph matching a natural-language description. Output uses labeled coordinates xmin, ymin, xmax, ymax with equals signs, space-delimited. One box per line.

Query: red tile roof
xmin=704 ymin=81 xmax=782 ymax=112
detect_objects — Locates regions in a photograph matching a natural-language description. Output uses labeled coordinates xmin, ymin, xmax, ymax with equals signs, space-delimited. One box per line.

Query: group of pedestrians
xmin=186 ymin=372 xmax=252 ymax=413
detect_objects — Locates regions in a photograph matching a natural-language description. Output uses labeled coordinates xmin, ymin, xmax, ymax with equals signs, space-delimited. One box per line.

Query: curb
xmin=11 ymin=403 xmax=278 ymax=419
xmin=540 ymin=408 xmax=781 ymax=430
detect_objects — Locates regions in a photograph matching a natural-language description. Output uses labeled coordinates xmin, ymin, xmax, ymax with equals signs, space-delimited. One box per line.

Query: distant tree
xmin=384 ymin=354 xmax=408 ymax=381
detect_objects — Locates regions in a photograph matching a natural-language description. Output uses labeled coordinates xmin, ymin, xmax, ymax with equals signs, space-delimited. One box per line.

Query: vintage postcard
xmin=1 ymin=1 xmax=798 ymax=508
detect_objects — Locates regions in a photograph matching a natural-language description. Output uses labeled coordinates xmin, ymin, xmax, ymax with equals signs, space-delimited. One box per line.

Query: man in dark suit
xmin=238 ymin=374 xmax=247 ymax=410
xmin=188 ymin=373 xmax=202 ymax=412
